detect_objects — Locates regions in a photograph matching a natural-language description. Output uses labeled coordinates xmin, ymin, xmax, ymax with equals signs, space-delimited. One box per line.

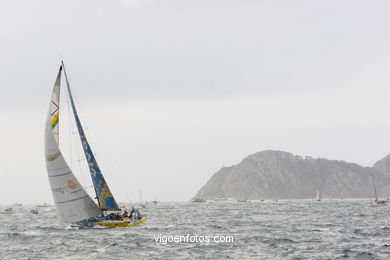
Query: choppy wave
xmin=1 ymin=199 xmax=390 ymax=259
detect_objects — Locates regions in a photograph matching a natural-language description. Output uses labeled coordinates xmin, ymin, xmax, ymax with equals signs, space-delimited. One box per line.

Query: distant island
xmin=194 ymin=150 xmax=390 ymax=200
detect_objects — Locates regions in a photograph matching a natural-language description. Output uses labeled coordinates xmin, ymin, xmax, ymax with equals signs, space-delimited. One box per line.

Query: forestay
xmin=62 ymin=62 xmax=119 ymax=211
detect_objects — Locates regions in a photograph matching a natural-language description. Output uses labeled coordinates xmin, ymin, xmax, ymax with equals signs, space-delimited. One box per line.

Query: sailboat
xmin=316 ymin=190 xmax=321 ymax=201
xmin=44 ymin=62 xmax=147 ymax=228
xmin=371 ymin=174 xmax=387 ymax=205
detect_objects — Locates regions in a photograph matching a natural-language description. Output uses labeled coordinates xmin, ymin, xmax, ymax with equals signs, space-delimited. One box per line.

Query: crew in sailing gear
xmin=136 ymin=210 xmax=142 ymax=220
xmin=129 ymin=207 xmax=135 ymax=219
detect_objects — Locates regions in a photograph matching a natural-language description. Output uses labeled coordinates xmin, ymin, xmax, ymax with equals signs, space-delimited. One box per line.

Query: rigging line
xmin=80 ymin=123 xmax=126 ymax=203
xmin=63 ymin=69 xmax=87 ymax=190
xmin=60 ymin=65 xmax=130 ymax=204
xmin=87 ymin=128 xmax=133 ymax=203
xmin=62 ymin=61 xmax=101 ymax=208
xmin=70 ymin=85 xmax=132 ymax=204
xmin=77 ymin=142 xmax=87 ymax=189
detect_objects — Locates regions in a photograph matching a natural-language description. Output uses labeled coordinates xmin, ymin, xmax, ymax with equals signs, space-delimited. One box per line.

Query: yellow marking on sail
xmin=99 ymin=183 xmax=116 ymax=209
xmin=46 ymin=151 xmax=61 ymax=161
xmin=51 ymin=113 xmax=59 ymax=129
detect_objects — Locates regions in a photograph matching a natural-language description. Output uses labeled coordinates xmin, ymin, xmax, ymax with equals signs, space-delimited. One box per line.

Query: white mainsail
xmin=44 ymin=66 xmax=102 ymax=223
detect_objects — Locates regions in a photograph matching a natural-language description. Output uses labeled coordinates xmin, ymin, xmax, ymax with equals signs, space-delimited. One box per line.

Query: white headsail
xmin=44 ymin=65 xmax=102 ymax=223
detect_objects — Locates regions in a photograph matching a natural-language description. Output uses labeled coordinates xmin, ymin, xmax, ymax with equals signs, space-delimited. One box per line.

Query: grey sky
xmin=1 ymin=0 xmax=390 ymax=203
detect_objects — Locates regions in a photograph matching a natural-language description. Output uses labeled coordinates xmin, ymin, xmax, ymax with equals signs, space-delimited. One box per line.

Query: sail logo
xmin=89 ymin=162 xmax=98 ymax=177
xmin=67 ymin=180 xmax=77 ymax=190
xmin=82 ymin=140 xmax=98 ymax=177
xmin=51 ymin=113 xmax=59 ymax=129
xmin=52 ymin=187 xmax=64 ymax=194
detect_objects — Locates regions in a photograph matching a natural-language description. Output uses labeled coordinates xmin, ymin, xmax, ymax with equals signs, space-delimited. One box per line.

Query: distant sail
xmin=372 ymin=174 xmax=378 ymax=201
xmin=44 ymin=66 xmax=102 ymax=223
xmin=62 ymin=62 xmax=119 ymax=211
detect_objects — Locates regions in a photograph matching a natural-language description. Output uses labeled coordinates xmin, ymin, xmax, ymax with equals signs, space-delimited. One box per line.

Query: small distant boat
xmin=214 ymin=196 xmax=232 ymax=202
xmin=236 ymin=199 xmax=250 ymax=203
xmin=36 ymin=203 xmax=52 ymax=208
xmin=31 ymin=210 xmax=39 ymax=214
xmin=371 ymin=174 xmax=388 ymax=205
xmin=44 ymin=62 xmax=146 ymax=228
xmin=3 ymin=208 xmax=13 ymax=214
xmin=316 ymin=190 xmax=321 ymax=201
xmin=192 ymin=197 xmax=206 ymax=203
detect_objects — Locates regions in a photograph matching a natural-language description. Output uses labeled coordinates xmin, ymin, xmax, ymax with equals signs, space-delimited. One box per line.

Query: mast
xmin=372 ymin=174 xmax=378 ymax=201
xmin=61 ymin=61 xmax=119 ymax=211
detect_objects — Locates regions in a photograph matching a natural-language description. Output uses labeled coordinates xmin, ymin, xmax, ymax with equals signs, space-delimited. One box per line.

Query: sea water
xmin=1 ymin=199 xmax=390 ymax=259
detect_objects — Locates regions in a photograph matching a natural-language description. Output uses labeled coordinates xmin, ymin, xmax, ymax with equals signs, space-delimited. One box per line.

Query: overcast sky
xmin=1 ymin=0 xmax=390 ymax=203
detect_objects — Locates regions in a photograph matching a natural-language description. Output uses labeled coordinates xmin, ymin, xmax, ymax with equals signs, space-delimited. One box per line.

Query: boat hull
xmin=96 ymin=218 xmax=147 ymax=228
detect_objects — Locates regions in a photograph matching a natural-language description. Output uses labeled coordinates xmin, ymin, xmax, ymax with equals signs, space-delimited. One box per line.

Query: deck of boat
xmin=96 ymin=218 xmax=147 ymax=228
